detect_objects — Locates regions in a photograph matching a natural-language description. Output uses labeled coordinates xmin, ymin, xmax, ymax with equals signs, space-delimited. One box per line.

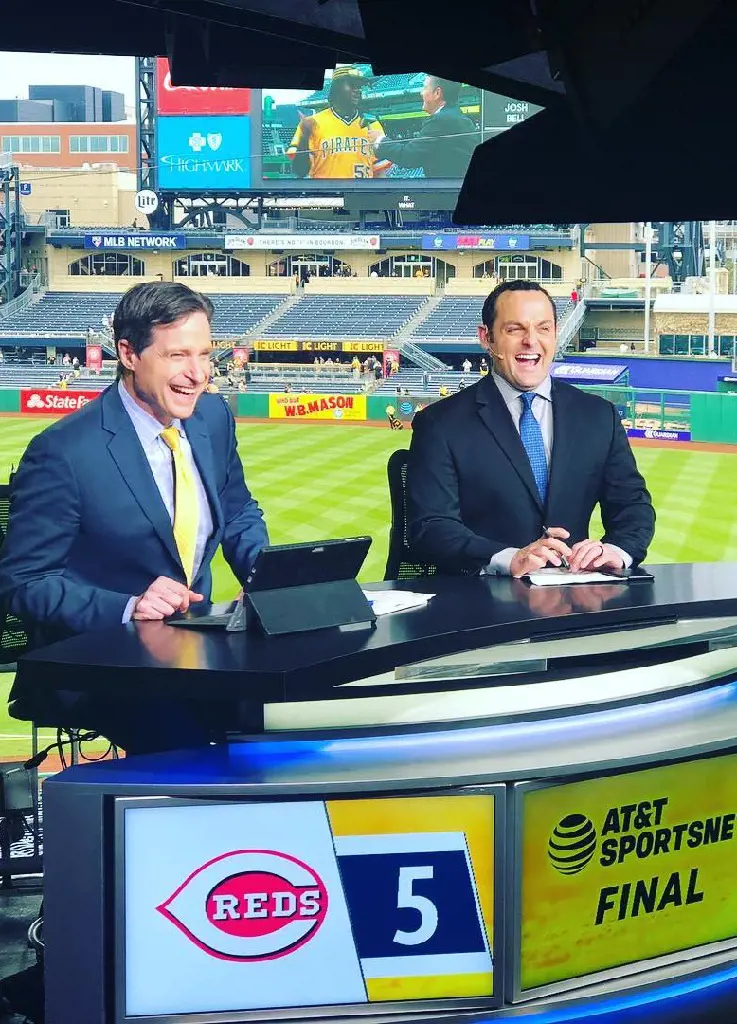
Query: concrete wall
xmin=21 ymin=169 xmax=138 ymax=227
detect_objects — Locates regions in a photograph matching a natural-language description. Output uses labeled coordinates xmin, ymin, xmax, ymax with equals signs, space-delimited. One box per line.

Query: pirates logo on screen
xmin=157 ymin=850 xmax=329 ymax=961
xmin=548 ymin=813 xmax=597 ymax=875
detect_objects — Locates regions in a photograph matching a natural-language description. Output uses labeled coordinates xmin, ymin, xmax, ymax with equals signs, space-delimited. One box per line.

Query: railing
xmin=0 ymin=274 xmax=42 ymax=324
xmin=556 ymin=300 xmax=587 ymax=355
xmin=395 ymin=337 xmax=448 ymax=371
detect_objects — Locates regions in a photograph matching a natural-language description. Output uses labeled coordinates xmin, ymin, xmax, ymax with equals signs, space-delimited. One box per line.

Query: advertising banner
xmin=158 ymin=115 xmax=252 ymax=190
xmin=20 ymin=389 xmax=100 ymax=415
xmin=122 ymin=793 xmax=496 ymax=1017
xmin=518 ymin=752 xmax=737 ymax=993
xmin=252 ymin=340 xmax=299 ymax=352
xmin=84 ymin=233 xmax=186 ymax=250
xmin=225 ymin=234 xmax=380 ymax=250
xmin=232 ymin=347 xmax=249 ymax=362
xmin=422 ymin=233 xmax=531 ymax=252
xmin=252 ymin=341 xmax=384 ymax=353
xmin=85 ymin=344 xmax=103 ymax=373
xmin=269 ymin=393 xmax=367 ymax=420
xmin=383 ymin=348 xmax=400 ymax=376
xmin=342 ymin=341 xmax=383 ymax=353
xmin=156 ymin=58 xmax=252 ymax=116
xmin=551 ymin=363 xmax=628 ymax=384
xmin=627 ymin=428 xmax=691 ymax=442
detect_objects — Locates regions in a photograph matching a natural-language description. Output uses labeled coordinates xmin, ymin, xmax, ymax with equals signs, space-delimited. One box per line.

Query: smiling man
xmin=406 ymin=280 xmax=655 ymax=576
xmin=0 ymin=282 xmax=268 ymax=751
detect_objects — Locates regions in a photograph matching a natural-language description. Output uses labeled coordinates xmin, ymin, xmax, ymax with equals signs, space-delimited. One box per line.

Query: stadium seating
xmin=412 ymin=296 xmax=573 ymax=339
xmin=0 ymin=365 xmax=107 ymax=390
xmin=0 ymin=292 xmax=286 ymax=339
xmin=375 ymin=369 xmax=480 ymax=395
xmin=263 ymin=295 xmax=426 ymax=338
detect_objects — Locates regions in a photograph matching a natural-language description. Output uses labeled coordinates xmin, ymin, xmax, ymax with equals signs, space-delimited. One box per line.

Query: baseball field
xmin=1 ymin=416 xmax=737 ymax=764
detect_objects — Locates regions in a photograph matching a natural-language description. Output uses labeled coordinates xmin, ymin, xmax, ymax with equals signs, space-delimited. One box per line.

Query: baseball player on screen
xmin=287 ymin=66 xmax=391 ymax=180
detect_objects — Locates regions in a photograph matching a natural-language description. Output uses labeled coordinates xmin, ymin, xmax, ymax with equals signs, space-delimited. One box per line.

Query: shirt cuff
xmin=606 ymin=544 xmax=633 ymax=569
xmin=122 ymin=596 xmax=137 ymax=624
xmin=482 ymin=548 xmax=518 ymax=576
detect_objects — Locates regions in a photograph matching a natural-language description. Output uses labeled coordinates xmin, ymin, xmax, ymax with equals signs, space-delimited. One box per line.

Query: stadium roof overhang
xmin=4 ymin=0 xmax=737 ymax=222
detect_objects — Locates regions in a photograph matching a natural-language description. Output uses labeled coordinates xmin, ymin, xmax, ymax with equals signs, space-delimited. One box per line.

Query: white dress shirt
xmin=118 ymin=381 xmax=213 ymax=620
xmin=484 ymin=372 xmax=631 ymax=575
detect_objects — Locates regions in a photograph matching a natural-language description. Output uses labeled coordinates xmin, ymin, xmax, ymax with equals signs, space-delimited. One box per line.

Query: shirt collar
xmin=117 ymin=380 xmax=183 ymax=450
xmin=492 ymin=370 xmax=553 ymax=408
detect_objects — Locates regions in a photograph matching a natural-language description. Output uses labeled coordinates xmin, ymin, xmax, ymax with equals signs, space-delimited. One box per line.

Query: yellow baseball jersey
xmin=288 ymin=107 xmax=384 ymax=179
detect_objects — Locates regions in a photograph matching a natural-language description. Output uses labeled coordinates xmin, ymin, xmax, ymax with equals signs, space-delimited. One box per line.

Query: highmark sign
xmin=518 ymin=753 xmax=737 ymax=992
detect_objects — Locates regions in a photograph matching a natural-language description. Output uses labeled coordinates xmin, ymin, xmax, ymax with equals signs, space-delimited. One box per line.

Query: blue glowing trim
xmin=231 ymin=680 xmax=737 ymax=766
xmin=484 ymin=959 xmax=737 ymax=1022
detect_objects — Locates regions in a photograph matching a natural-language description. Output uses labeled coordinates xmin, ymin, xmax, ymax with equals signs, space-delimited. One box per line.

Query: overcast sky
xmin=0 ymin=52 xmax=137 ymax=106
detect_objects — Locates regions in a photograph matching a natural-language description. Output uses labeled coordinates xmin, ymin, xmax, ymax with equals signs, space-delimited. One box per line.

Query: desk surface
xmin=15 ymin=563 xmax=737 ymax=705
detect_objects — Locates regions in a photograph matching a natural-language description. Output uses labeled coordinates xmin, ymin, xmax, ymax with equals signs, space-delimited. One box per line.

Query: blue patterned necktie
xmin=519 ymin=391 xmax=548 ymax=503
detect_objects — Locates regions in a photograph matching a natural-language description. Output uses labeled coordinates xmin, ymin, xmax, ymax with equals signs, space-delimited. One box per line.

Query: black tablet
xmin=245 ymin=536 xmax=372 ymax=592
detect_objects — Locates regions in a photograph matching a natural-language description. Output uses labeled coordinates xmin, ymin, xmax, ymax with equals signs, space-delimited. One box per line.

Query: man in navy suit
xmin=0 ymin=281 xmax=268 ymax=751
xmin=406 ymin=280 xmax=655 ymax=577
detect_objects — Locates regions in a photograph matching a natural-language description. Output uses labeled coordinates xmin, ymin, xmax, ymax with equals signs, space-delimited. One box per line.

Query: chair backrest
xmin=383 ymin=449 xmax=438 ymax=581
xmin=0 ymin=483 xmax=30 ymax=664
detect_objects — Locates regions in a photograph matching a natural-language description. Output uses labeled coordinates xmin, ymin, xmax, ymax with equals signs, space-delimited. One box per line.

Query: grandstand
xmin=0 ymin=292 xmax=287 ymax=340
xmin=411 ymin=296 xmax=573 ymax=340
xmin=263 ymin=295 xmax=426 ymax=338
xmin=0 ymin=365 xmax=107 ymax=390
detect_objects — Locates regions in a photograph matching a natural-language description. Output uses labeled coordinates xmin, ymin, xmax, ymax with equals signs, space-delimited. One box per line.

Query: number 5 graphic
xmin=393 ymin=866 xmax=438 ymax=946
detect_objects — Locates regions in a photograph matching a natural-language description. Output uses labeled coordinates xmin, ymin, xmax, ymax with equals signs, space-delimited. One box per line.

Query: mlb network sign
xmin=21 ymin=390 xmax=100 ymax=415
xmin=84 ymin=233 xmax=186 ymax=250
xmin=156 ymin=58 xmax=251 ymax=115
xmin=158 ymin=115 xmax=251 ymax=190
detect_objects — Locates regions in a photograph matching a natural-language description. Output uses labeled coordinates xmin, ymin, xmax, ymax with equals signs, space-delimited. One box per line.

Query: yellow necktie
xmin=160 ymin=426 xmax=199 ymax=585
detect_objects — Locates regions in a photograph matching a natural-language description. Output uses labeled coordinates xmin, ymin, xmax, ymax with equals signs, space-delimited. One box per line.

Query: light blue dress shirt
xmin=485 ymin=372 xmax=631 ymax=575
xmin=118 ymin=381 xmax=214 ymax=621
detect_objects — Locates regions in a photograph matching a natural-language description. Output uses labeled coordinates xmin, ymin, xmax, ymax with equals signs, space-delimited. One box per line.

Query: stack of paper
xmin=363 ymin=590 xmax=435 ymax=616
xmin=526 ymin=568 xmax=624 ymax=587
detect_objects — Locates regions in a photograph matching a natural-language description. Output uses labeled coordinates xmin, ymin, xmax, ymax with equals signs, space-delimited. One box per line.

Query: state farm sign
xmin=156 ymin=59 xmax=251 ymax=115
xmin=21 ymin=390 xmax=101 ymax=415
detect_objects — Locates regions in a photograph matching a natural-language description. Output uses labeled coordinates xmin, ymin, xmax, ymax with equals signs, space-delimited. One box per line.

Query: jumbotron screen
xmin=155 ymin=59 xmax=541 ymax=192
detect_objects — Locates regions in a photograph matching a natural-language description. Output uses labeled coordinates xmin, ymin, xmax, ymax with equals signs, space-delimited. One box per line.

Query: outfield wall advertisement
xmin=252 ymin=340 xmax=384 ymax=353
xmin=269 ymin=394 xmax=367 ymax=420
xmin=517 ymin=752 xmax=737 ymax=995
xmin=20 ymin=389 xmax=101 ymax=415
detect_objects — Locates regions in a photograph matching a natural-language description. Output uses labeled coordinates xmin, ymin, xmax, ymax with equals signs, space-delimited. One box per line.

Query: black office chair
xmin=0 ymin=485 xmax=30 ymax=667
xmin=384 ymin=449 xmax=438 ymax=581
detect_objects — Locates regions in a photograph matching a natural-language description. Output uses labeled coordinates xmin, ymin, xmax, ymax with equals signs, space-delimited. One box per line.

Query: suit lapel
xmin=475 ymin=376 xmax=543 ymax=510
xmin=547 ymin=380 xmax=578 ymax=511
xmin=184 ymin=409 xmax=223 ymax=567
xmin=101 ymin=385 xmax=181 ymax=568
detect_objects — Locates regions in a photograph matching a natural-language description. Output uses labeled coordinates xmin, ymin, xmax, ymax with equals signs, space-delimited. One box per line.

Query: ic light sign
xmin=156 ymin=58 xmax=251 ymax=115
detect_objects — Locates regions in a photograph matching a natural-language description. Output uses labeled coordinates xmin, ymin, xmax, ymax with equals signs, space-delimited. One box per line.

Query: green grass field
xmin=1 ymin=416 xmax=737 ymax=763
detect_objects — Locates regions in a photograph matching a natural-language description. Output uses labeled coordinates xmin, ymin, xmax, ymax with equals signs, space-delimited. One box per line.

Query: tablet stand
xmin=242 ymin=579 xmax=376 ymax=636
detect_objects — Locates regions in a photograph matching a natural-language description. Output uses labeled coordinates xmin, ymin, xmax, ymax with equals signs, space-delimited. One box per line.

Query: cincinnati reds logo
xmin=157 ymin=850 xmax=329 ymax=961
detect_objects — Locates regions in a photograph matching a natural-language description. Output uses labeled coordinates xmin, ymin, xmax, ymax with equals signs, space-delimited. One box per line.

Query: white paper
xmin=526 ymin=568 xmax=624 ymax=587
xmin=362 ymin=590 xmax=435 ymax=615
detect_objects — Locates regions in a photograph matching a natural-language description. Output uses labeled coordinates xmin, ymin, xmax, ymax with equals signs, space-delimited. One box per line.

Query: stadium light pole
xmin=643 ymin=222 xmax=652 ymax=354
xmin=708 ymin=219 xmax=716 ymax=355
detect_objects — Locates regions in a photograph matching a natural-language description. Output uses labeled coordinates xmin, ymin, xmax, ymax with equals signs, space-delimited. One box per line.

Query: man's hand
xmin=132 ymin=577 xmax=204 ymax=621
xmin=510 ymin=527 xmax=572 ymax=577
xmin=569 ymin=540 xmax=624 ymax=573
xmin=367 ymin=128 xmax=385 ymax=147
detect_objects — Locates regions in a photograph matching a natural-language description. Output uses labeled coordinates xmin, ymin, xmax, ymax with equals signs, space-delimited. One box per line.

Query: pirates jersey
xmin=288 ymin=107 xmax=386 ymax=179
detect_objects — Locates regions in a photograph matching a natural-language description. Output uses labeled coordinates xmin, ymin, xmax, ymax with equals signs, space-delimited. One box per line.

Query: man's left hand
xmin=569 ymin=540 xmax=625 ymax=573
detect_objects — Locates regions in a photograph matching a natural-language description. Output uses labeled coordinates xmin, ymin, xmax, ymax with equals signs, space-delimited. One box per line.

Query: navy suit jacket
xmin=406 ymin=375 xmax=655 ymax=574
xmin=0 ymin=384 xmax=268 ymax=644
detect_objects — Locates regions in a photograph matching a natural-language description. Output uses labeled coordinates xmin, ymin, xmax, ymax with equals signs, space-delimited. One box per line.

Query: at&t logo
xmin=157 ymin=850 xmax=329 ymax=961
xmin=548 ymin=813 xmax=597 ymax=874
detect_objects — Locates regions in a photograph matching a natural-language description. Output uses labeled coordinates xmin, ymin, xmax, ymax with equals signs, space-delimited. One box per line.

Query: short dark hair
xmin=114 ymin=282 xmax=213 ymax=377
xmin=480 ymin=280 xmax=557 ymax=332
xmin=427 ymin=76 xmax=462 ymax=107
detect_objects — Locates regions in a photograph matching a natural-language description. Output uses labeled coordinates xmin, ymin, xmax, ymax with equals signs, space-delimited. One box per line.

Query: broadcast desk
xmin=21 ymin=563 xmax=737 ymax=1024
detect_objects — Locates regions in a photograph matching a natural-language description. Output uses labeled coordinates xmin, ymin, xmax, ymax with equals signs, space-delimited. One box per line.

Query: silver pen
xmin=543 ymin=525 xmax=571 ymax=571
